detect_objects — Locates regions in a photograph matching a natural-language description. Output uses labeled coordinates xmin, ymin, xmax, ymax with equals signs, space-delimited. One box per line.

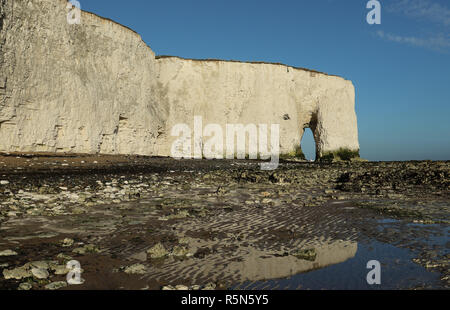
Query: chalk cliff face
xmin=156 ymin=56 xmax=359 ymax=158
xmin=0 ymin=0 xmax=359 ymax=159
xmin=0 ymin=0 xmax=164 ymax=155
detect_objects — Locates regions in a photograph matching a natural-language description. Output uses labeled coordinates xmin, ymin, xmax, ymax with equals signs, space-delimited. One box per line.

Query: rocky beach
xmin=0 ymin=154 xmax=448 ymax=290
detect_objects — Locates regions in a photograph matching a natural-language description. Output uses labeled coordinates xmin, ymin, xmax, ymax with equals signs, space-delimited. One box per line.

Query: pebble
xmin=291 ymin=248 xmax=317 ymax=261
xmin=0 ymin=159 xmax=447 ymax=290
xmin=30 ymin=261 xmax=51 ymax=269
xmin=53 ymin=265 xmax=70 ymax=275
xmin=62 ymin=238 xmax=74 ymax=247
xmin=0 ymin=249 xmax=18 ymax=256
xmin=18 ymin=282 xmax=33 ymax=290
xmin=3 ymin=266 xmax=32 ymax=280
xmin=72 ymin=244 xmax=100 ymax=254
xmin=45 ymin=281 xmax=68 ymax=290
xmin=147 ymin=243 xmax=168 ymax=259
xmin=123 ymin=263 xmax=147 ymax=275
xmin=172 ymin=245 xmax=191 ymax=257
xmin=57 ymin=253 xmax=73 ymax=261
xmin=31 ymin=267 xmax=49 ymax=279
xmin=202 ymin=282 xmax=217 ymax=290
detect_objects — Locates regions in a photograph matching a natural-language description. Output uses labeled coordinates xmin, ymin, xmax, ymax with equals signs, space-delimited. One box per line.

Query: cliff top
xmin=155 ymin=55 xmax=339 ymax=78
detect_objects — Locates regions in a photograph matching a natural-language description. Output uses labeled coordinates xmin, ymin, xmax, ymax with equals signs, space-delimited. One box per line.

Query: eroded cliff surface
xmin=156 ymin=56 xmax=359 ymax=158
xmin=0 ymin=0 xmax=165 ymax=155
xmin=0 ymin=0 xmax=359 ymax=159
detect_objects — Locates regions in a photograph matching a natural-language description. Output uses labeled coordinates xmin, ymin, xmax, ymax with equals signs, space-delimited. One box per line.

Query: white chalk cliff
xmin=0 ymin=0 xmax=359 ymax=160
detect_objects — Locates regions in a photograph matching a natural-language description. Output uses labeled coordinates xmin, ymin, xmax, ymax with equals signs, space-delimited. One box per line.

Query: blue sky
xmin=79 ymin=0 xmax=450 ymax=161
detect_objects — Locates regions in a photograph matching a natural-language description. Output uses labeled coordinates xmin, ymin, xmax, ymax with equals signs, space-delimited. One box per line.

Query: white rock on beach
xmin=0 ymin=249 xmax=18 ymax=256
xmin=31 ymin=268 xmax=49 ymax=279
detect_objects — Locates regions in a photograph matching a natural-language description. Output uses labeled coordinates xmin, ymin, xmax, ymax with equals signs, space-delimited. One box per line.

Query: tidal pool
xmin=232 ymin=240 xmax=442 ymax=290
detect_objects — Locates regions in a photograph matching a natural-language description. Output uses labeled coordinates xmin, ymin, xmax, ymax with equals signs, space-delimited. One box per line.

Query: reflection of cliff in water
xmin=141 ymin=238 xmax=357 ymax=286
xmin=226 ymin=240 xmax=357 ymax=283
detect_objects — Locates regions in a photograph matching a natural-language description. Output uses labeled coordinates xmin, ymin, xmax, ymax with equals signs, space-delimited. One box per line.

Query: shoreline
xmin=0 ymin=156 xmax=448 ymax=290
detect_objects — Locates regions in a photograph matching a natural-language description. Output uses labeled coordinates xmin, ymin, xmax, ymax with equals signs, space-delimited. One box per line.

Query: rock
xmin=202 ymin=282 xmax=217 ymax=290
xmin=123 ymin=264 xmax=147 ymax=275
xmin=52 ymin=265 xmax=70 ymax=275
xmin=162 ymin=210 xmax=190 ymax=220
xmin=3 ymin=266 xmax=32 ymax=280
xmin=30 ymin=261 xmax=51 ymax=269
xmin=291 ymin=248 xmax=317 ymax=261
xmin=175 ymin=285 xmax=189 ymax=290
xmin=262 ymin=198 xmax=272 ymax=204
xmin=72 ymin=247 xmax=86 ymax=255
xmin=45 ymin=281 xmax=68 ymax=290
xmin=62 ymin=238 xmax=74 ymax=247
xmin=193 ymin=247 xmax=211 ymax=259
xmin=56 ymin=253 xmax=73 ymax=261
xmin=0 ymin=180 xmax=9 ymax=185
xmin=172 ymin=245 xmax=191 ymax=257
xmin=162 ymin=285 xmax=175 ymax=290
xmin=18 ymin=282 xmax=33 ymax=290
xmin=178 ymin=237 xmax=190 ymax=245
xmin=147 ymin=243 xmax=169 ymax=259
xmin=0 ymin=249 xmax=18 ymax=256
xmin=31 ymin=268 xmax=49 ymax=279
xmin=72 ymin=244 xmax=100 ymax=255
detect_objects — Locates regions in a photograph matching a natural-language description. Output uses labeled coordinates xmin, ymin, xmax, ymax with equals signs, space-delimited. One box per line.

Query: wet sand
xmin=0 ymin=154 xmax=448 ymax=290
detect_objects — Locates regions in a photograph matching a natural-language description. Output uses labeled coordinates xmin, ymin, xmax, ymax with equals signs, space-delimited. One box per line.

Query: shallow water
xmin=232 ymin=240 xmax=442 ymax=290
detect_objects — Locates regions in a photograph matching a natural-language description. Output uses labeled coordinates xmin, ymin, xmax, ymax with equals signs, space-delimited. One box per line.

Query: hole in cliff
xmin=301 ymin=128 xmax=316 ymax=161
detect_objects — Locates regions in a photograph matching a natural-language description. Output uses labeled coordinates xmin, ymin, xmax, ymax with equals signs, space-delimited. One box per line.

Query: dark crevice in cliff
xmin=0 ymin=77 xmax=6 ymax=89
xmin=307 ymin=112 xmax=320 ymax=161
xmin=0 ymin=0 xmax=5 ymax=35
